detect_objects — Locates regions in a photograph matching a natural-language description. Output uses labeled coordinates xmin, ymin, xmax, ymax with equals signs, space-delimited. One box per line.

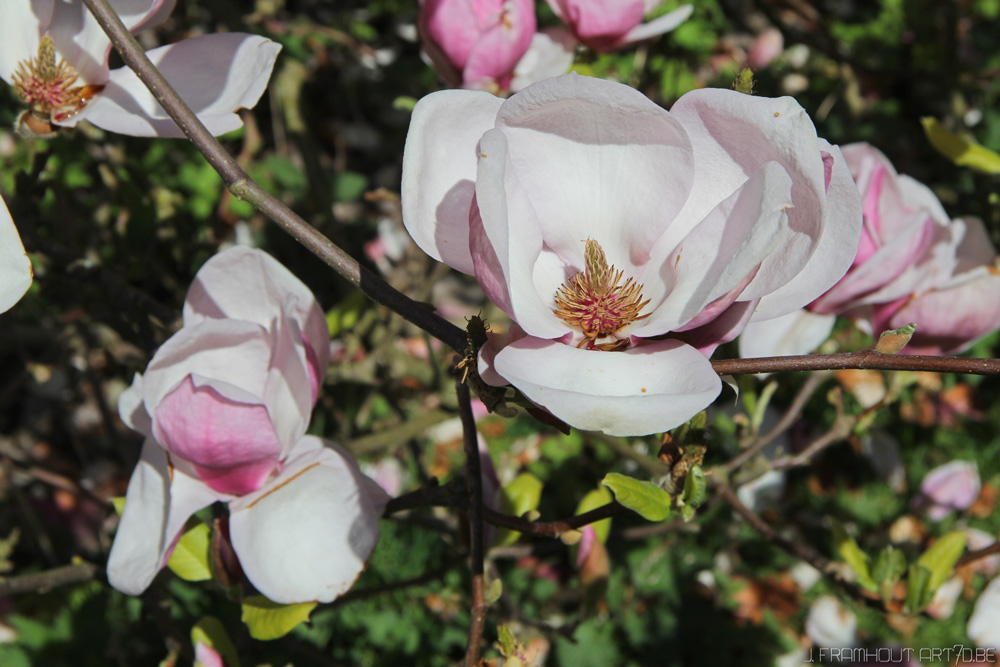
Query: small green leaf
xmin=392 ymin=96 xmax=417 ymax=112
xmin=111 ymin=497 xmax=126 ymax=515
xmin=679 ymin=466 xmax=708 ymax=522
xmin=872 ymin=546 xmax=907 ymax=603
xmin=922 ymin=117 xmax=1000 ymax=174
xmin=485 ymin=577 xmax=503 ymax=604
xmin=575 ymin=487 xmax=614 ymax=544
xmin=601 ymin=473 xmax=671 ymax=522
xmin=497 ymin=624 xmax=517 ymax=658
xmin=241 ymin=595 xmax=317 ymax=641
xmin=831 ymin=519 xmax=875 ymax=591
xmin=166 ymin=520 xmax=212 ymax=582
xmin=325 ymin=291 xmax=367 ymax=338
xmin=914 ymin=531 xmax=967 ymax=605
xmin=905 ymin=563 xmax=932 ymax=612
xmin=191 ymin=616 xmax=240 ymax=667
xmin=875 ymin=323 xmax=917 ymax=354
xmin=497 ymin=473 xmax=544 ymax=546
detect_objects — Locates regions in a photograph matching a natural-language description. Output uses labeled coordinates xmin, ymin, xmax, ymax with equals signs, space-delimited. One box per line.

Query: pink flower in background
xmin=108 ymin=247 xmax=388 ymax=604
xmin=402 ymin=74 xmax=861 ymax=435
xmin=739 ymin=142 xmax=1000 ymax=358
xmin=419 ymin=0 xmax=536 ymax=91
xmin=546 ymin=0 xmax=692 ymax=52
xmin=918 ymin=460 xmax=980 ymax=521
xmin=1 ymin=0 xmax=281 ymax=137
xmin=0 ymin=193 xmax=32 ymax=313
xmin=747 ymin=27 xmax=784 ymax=69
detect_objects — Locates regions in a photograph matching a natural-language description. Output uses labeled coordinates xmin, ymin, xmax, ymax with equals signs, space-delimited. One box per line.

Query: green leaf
xmin=831 ymin=519 xmax=875 ymax=591
xmin=485 ymin=577 xmax=503 ymax=604
xmin=575 ymin=486 xmax=614 ymax=544
xmin=325 ymin=290 xmax=368 ymax=338
xmin=497 ymin=623 xmax=517 ymax=658
xmin=241 ymin=595 xmax=317 ymax=641
xmin=166 ymin=520 xmax=212 ymax=582
xmin=111 ymin=496 xmax=126 ymax=515
xmin=191 ymin=616 xmax=240 ymax=667
xmin=905 ymin=563 xmax=932 ymax=612
xmin=679 ymin=466 xmax=708 ymax=522
xmin=914 ymin=531 xmax=967 ymax=606
xmin=497 ymin=473 xmax=544 ymax=546
xmin=872 ymin=546 xmax=907 ymax=603
xmin=601 ymin=473 xmax=671 ymax=522
xmin=875 ymin=323 xmax=917 ymax=354
xmin=922 ymin=117 xmax=1000 ymax=174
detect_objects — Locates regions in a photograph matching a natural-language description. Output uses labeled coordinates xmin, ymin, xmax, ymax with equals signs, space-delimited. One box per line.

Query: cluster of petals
xmin=545 ymin=0 xmax=693 ymax=52
xmin=107 ymin=247 xmax=388 ymax=604
xmin=1 ymin=0 xmax=281 ymax=137
xmin=402 ymin=73 xmax=862 ymax=436
xmin=0 ymin=194 xmax=32 ymax=314
xmin=740 ymin=142 xmax=1000 ymax=358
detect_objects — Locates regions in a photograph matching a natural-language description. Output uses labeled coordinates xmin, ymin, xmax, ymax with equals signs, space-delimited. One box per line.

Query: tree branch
xmin=81 ymin=0 xmax=466 ymax=354
xmin=457 ymin=378 xmax=487 ymax=667
xmin=0 ymin=561 xmax=100 ymax=596
xmin=482 ymin=502 xmax=627 ymax=538
xmin=711 ymin=351 xmax=1000 ymax=376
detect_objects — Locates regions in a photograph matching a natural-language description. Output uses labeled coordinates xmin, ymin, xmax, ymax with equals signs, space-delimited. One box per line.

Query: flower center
xmin=554 ymin=239 xmax=650 ymax=350
xmin=12 ymin=34 xmax=101 ymax=123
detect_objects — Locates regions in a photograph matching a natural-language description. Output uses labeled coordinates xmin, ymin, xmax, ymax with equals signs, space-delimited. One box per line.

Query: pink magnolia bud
xmin=546 ymin=0 xmax=692 ymax=52
xmin=747 ymin=28 xmax=784 ymax=69
xmin=419 ymin=0 xmax=536 ymax=90
xmin=919 ymin=460 xmax=981 ymax=520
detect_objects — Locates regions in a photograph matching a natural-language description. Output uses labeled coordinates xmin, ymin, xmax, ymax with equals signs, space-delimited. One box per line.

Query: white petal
xmin=107 ymin=439 xmax=222 ymax=595
xmin=738 ymin=308 xmax=835 ymax=358
xmin=118 ymin=372 xmax=153 ymax=436
xmin=0 ymin=0 xmax=53 ymax=83
xmin=228 ymin=437 xmax=387 ymax=604
xmin=509 ymin=27 xmax=576 ymax=93
xmin=968 ymin=577 xmax=1000 ymax=650
xmin=0 ymin=195 xmax=32 ymax=313
xmin=81 ymin=34 xmax=281 ymax=137
xmin=492 ymin=336 xmax=721 ymax=436
xmin=618 ymin=5 xmax=693 ymax=46
xmin=402 ymin=89 xmax=504 ymax=275
xmin=183 ymin=246 xmax=330 ymax=376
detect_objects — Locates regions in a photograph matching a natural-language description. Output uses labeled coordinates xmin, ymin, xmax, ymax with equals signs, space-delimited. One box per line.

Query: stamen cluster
xmin=12 ymin=34 xmax=91 ymax=120
xmin=554 ymin=239 xmax=650 ymax=349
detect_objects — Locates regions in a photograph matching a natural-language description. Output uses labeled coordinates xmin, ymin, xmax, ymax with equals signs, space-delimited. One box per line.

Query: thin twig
xmin=724 ymin=371 xmax=831 ymax=473
xmin=482 ymin=502 xmax=627 ymax=538
xmin=81 ymin=0 xmax=466 ymax=354
xmin=956 ymin=542 xmax=1000 ymax=569
xmin=712 ymin=351 xmax=1000 ymax=376
xmin=457 ymin=378 xmax=487 ymax=667
xmin=329 ymin=557 xmax=464 ymax=609
xmin=770 ymin=414 xmax=854 ymax=470
xmin=383 ymin=479 xmax=460 ymax=516
xmin=0 ymin=561 xmax=100 ymax=596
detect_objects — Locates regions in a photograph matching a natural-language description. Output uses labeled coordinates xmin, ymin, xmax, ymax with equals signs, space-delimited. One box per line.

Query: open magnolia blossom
xmin=546 ymin=0 xmax=693 ymax=52
xmin=419 ymin=0 xmax=536 ymax=91
xmin=107 ymin=247 xmax=388 ymax=604
xmin=1 ymin=0 xmax=281 ymax=138
xmin=0 ymin=193 xmax=32 ymax=313
xmin=739 ymin=142 xmax=1000 ymax=357
xmin=402 ymin=74 xmax=862 ymax=436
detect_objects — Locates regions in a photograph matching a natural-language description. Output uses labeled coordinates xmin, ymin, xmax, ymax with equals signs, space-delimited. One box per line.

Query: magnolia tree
xmin=1 ymin=0 xmax=1000 ymax=665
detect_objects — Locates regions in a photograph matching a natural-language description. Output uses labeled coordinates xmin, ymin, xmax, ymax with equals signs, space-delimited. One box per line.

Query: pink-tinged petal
xmin=921 ymin=460 xmax=981 ymax=519
xmin=107 ymin=440 xmax=224 ymax=596
xmin=155 ymin=376 xmax=281 ymax=495
xmin=462 ymin=0 xmax=535 ymax=88
xmin=750 ymin=141 xmax=862 ymax=320
xmin=228 ymin=437 xmax=387 ymax=604
xmin=671 ymin=298 xmax=757 ymax=356
xmin=617 ymin=4 xmax=693 ymax=48
xmin=125 ymin=0 xmax=178 ymax=34
xmin=968 ymin=577 xmax=1000 ymax=650
xmin=79 ymin=34 xmax=280 ymax=137
xmin=419 ymin=0 xmax=486 ymax=73
xmin=634 ymin=161 xmax=792 ymax=336
xmin=548 ymin=0 xmax=645 ymax=50
xmin=738 ymin=308 xmax=835 ymax=358
xmin=477 ymin=323 xmax=528 ymax=387
xmin=490 ymin=336 xmax=721 ymax=436
xmin=194 ymin=642 xmax=225 ymax=667
xmin=469 ymin=202 xmax=514 ymax=319
xmin=509 ymin=27 xmax=577 ymax=93
xmin=401 ymin=89 xmax=503 ymax=275
xmin=494 ymin=74 xmax=694 ymax=280
xmin=0 ymin=194 xmax=32 ymax=313
xmin=183 ymin=246 xmax=330 ymax=380
xmin=0 ymin=0 xmax=53 ymax=83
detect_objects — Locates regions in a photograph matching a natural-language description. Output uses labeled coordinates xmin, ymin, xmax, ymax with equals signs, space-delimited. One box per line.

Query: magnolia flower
xmin=0 ymin=193 xmax=32 ymax=313
xmin=546 ymin=0 xmax=693 ymax=52
xmin=108 ymin=247 xmax=387 ymax=604
xmin=402 ymin=74 xmax=861 ymax=435
xmin=740 ymin=142 xmax=1000 ymax=357
xmin=1 ymin=0 xmax=281 ymax=137
xmin=419 ymin=0 xmax=536 ymax=91
xmin=917 ymin=460 xmax=980 ymax=521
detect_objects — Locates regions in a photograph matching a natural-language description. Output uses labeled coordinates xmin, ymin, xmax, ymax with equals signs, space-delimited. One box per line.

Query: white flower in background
xmin=0 ymin=0 xmax=281 ymax=137
xmin=968 ymin=576 xmax=1000 ymax=650
xmin=0 ymin=193 xmax=31 ymax=313
xmin=805 ymin=595 xmax=857 ymax=649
